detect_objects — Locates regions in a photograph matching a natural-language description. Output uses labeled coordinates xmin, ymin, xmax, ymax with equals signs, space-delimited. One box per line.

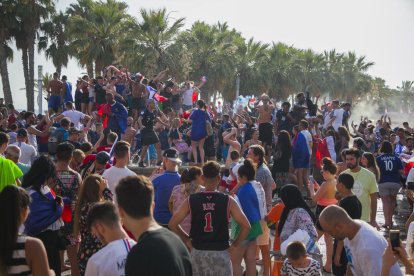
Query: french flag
xmin=147 ymin=86 xmax=168 ymax=102
xmin=292 ymin=131 xmax=311 ymax=168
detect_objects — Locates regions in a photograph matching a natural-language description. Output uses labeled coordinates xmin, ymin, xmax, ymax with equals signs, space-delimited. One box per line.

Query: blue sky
xmin=2 ymin=0 xmax=414 ymax=109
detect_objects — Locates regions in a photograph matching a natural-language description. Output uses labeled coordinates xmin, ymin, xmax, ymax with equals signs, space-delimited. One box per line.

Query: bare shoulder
xmin=25 ymin=236 xmax=45 ymax=252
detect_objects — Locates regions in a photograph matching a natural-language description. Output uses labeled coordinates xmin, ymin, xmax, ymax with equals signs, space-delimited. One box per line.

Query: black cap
xmin=163 ymin=148 xmax=182 ymax=164
xmin=17 ymin=128 xmax=28 ymax=137
xmin=96 ymin=151 xmax=110 ymax=164
xmin=69 ymin=127 xmax=81 ymax=134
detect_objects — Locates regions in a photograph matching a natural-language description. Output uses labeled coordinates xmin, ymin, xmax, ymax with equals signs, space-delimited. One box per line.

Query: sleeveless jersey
xmin=189 ymin=192 xmax=230 ymax=251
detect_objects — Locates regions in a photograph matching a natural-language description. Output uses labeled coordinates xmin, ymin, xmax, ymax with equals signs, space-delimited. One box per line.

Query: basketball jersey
xmin=189 ymin=192 xmax=230 ymax=251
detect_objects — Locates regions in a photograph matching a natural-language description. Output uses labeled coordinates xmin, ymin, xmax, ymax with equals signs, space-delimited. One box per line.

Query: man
xmin=138 ymin=99 xmax=166 ymax=167
xmin=103 ymin=93 xmax=128 ymax=139
xmin=341 ymin=102 xmax=352 ymax=131
xmin=24 ymin=111 xmax=50 ymax=150
xmin=341 ymin=148 xmax=379 ymax=227
xmin=217 ymin=114 xmax=232 ymax=162
xmin=52 ymin=142 xmax=82 ymax=276
xmin=4 ymin=145 xmax=29 ymax=179
xmin=255 ymin=94 xmax=274 ymax=161
xmin=102 ymin=141 xmax=135 ymax=197
xmin=394 ymin=128 xmax=406 ymax=156
xmin=247 ymin=145 xmax=275 ymax=276
xmin=81 ymin=151 xmax=111 ymax=179
xmin=275 ymin=101 xmax=293 ymax=134
xmin=67 ymin=128 xmax=82 ymax=149
xmin=151 ymin=148 xmax=182 ymax=227
xmin=54 ymin=101 xmax=88 ymax=129
xmin=292 ymin=120 xmax=313 ymax=193
xmin=62 ymin=75 xmax=73 ymax=104
xmin=0 ymin=133 xmax=23 ymax=191
xmin=13 ymin=128 xmax=37 ymax=165
xmin=403 ymin=122 xmax=414 ymax=135
xmin=180 ymin=80 xmax=205 ymax=112
xmin=319 ymin=205 xmax=402 ymax=276
xmin=291 ymin=92 xmax=307 ymax=122
xmin=121 ymin=117 xmax=137 ymax=146
xmin=169 ymin=161 xmax=251 ymax=276
xmin=328 ymin=100 xmax=345 ymax=131
xmin=47 ymin=72 xmax=65 ymax=114
xmin=85 ymin=202 xmax=136 ymax=276
xmin=96 ymin=132 xmax=117 ymax=153
xmin=115 ymin=175 xmax=192 ymax=275
xmin=95 ymin=76 xmax=107 ymax=110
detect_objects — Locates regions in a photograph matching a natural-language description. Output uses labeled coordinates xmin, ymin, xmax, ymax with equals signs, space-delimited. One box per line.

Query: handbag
xmin=205 ymin=111 xmax=213 ymax=136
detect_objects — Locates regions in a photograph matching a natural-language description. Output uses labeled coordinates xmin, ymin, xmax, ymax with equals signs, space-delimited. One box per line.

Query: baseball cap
xmin=163 ymin=148 xmax=182 ymax=164
xmin=96 ymin=151 xmax=110 ymax=164
xmin=17 ymin=128 xmax=28 ymax=137
xmin=69 ymin=127 xmax=81 ymax=134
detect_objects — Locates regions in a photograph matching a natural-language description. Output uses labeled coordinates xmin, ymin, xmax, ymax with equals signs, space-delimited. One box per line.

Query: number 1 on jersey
xmin=204 ymin=212 xmax=213 ymax=232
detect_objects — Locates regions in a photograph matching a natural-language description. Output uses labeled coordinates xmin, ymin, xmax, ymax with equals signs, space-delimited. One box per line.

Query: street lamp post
xmin=236 ymin=73 xmax=240 ymax=99
xmin=38 ymin=65 xmax=43 ymax=114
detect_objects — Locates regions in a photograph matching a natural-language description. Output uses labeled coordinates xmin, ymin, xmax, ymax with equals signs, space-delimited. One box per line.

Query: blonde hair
xmin=73 ymin=149 xmax=85 ymax=164
xmin=171 ymin=118 xmax=181 ymax=129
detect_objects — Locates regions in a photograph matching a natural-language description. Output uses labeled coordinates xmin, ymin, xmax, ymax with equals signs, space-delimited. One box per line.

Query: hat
xmin=68 ymin=127 xmax=81 ymax=134
xmin=61 ymin=75 xmax=67 ymax=81
xmin=96 ymin=151 xmax=110 ymax=164
xmin=163 ymin=148 xmax=182 ymax=164
xmin=17 ymin=128 xmax=28 ymax=137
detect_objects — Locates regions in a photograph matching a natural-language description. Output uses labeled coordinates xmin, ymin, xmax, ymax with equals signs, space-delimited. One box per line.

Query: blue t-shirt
xmin=152 ymin=171 xmax=181 ymax=225
xmin=376 ymin=154 xmax=403 ymax=183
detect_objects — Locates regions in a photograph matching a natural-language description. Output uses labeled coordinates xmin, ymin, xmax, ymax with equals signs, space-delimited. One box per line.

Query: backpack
xmin=48 ymin=128 xmax=67 ymax=155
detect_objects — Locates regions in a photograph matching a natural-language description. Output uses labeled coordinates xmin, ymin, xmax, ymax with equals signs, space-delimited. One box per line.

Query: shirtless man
xmin=223 ymin=128 xmax=241 ymax=169
xmin=128 ymin=73 xmax=148 ymax=120
xmin=122 ymin=117 xmax=137 ymax=146
xmin=255 ymin=94 xmax=274 ymax=161
xmin=47 ymin=72 xmax=65 ymax=114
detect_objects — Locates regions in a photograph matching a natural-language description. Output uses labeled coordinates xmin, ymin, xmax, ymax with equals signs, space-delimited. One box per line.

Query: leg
xmin=191 ymin=140 xmax=198 ymax=165
xmin=381 ymin=196 xmax=391 ymax=225
xmin=198 ymin=138 xmax=206 ymax=165
xmin=36 ymin=230 xmax=61 ymax=276
xmin=244 ymin=240 xmax=258 ymax=276
xmin=259 ymin=244 xmax=271 ymax=276
xmin=155 ymin=142 xmax=162 ymax=163
xmin=88 ymin=101 xmax=94 ymax=115
xmin=296 ymin=168 xmax=303 ymax=189
xmin=140 ymin=145 xmax=149 ymax=164
xmin=230 ymin=243 xmax=247 ymax=276
xmin=390 ymin=194 xmax=398 ymax=224
xmin=67 ymin=244 xmax=80 ymax=276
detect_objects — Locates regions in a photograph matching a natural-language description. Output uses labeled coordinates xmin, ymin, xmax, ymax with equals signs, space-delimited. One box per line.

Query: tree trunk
xmin=27 ymin=32 xmax=36 ymax=112
xmin=86 ymin=63 xmax=93 ymax=78
xmin=56 ymin=65 xmax=62 ymax=77
xmin=21 ymin=44 xmax=30 ymax=110
xmin=0 ymin=43 xmax=13 ymax=104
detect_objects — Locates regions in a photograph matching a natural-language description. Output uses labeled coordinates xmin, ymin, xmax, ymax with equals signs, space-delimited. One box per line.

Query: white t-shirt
xmin=62 ymin=110 xmax=86 ymax=129
xmin=331 ymin=108 xmax=344 ymax=131
xmin=407 ymin=222 xmax=414 ymax=259
xmin=85 ymin=238 xmax=136 ymax=276
xmin=102 ymin=166 xmax=136 ymax=199
xmin=344 ymin=221 xmax=402 ymax=276
xmin=407 ymin=167 xmax=414 ymax=183
xmin=301 ymin=130 xmax=313 ymax=155
xmin=182 ymin=89 xmax=194 ymax=106
xmin=12 ymin=142 xmax=37 ymax=165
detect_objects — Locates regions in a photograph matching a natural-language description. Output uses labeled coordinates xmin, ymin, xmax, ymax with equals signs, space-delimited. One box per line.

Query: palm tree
xmin=39 ymin=11 xmax=70 ymax=76
xmin=0 ymin=0 xmax=19 ymax=104
xmin=397 ymin=81 xmax=414 ymax=113
xmin=67 ymin=0 xmax=132 ymax=76
xmin=15 ymin=0 xmax=55 ymax=111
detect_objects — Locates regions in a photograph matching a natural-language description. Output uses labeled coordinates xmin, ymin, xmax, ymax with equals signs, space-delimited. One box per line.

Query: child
xmin=219 ymin=150 xmax=241 ymax=194
xmin=170 ymin=118 xmax=191 ymax=162
xmin=281 ymin=241 xmax=321 ymax=276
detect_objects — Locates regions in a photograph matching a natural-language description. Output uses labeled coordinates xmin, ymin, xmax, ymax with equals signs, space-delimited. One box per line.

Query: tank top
xmin=189 ymin=192 xmax=230 ymax=251
xmin=7 ymin=235 xmax=32 ymax=276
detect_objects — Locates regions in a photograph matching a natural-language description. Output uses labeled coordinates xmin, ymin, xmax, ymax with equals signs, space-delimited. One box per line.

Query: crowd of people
xmin=1 ymin=65 xmax=414 ymax=276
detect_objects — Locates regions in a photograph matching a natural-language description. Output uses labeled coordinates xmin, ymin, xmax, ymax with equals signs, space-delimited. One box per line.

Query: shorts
xmin=89 ymin=97 xmax=94 ymax=102
xmin=131 ymin=97 xmax=144 ymax=110
xmin=259 ymin=122 xmax=273 ymax=146
xmin=48 ymin=95 xmax=61 ymax=111
xmin=379 ymin=182 xmax=401 ymax=197
xmin=256 ymin=220 xmax=270 ymax=246
xmin=82 ymin=92 xmax=89 ymax=104
xmin=191 ymin=248 xmax=232 ymax=276
xmin=141 ymin=129 xmax=159 ymax=146
xmin=315 ymin=204 xmax=327 ymax=221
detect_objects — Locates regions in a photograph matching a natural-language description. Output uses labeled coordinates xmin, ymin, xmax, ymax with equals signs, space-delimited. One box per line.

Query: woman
xmin=308 ymin=157 xmax=337 ymax=273
xmin=271 ymin=130 xmax=293 ymax=190
xmin=335 ymin=126 xmax=350 ymax=162
xmin=336 ymin=149 xmax=348 ymax=176
xmin=242 ymin=128 xmax=262 ymax=156
xmin=361 ymin=152 xmax=380 ymax=182
xmin=73 ymin=174 xmax=113 ymax=275
xmin=278 ymin=185 xmax=317 ymax=247
xmin=0 ymin=185 xmax=54 ymax=276
xmin=22 ymin=156 xmax=63 ymax=276
xmin=231 ymin=159 xmax=264 ymax=276
xmin=376 ymin=141 xmax=404 ymax=228
xmin=169 ymin=167 xmax=203 ymax=233
xmin=189 ymin=100 xmax=211 ymax=165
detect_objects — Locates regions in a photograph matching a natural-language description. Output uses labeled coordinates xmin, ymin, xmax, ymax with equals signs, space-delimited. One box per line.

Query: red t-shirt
xmin=97 ymin=144 xmax=113 ymax=153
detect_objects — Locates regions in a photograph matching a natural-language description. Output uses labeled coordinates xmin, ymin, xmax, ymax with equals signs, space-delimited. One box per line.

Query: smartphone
xmin=407 ymin=182 xmax=414 ymax=191
xmin=309 ymin=175 xmax=315 ymax=184
xmin=389 ymin=230 xmax=400 ymax=250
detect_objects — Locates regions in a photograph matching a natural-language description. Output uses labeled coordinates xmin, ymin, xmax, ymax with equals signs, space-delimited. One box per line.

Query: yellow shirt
xmin=0 ymin=156 xmax=23 ymax=192
xmin=342 ymin=167 xmax=378 ymax=222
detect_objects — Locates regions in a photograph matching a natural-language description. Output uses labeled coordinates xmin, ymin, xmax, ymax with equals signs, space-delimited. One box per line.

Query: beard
xmin=347 ymin=163 xmax=358 ymax=169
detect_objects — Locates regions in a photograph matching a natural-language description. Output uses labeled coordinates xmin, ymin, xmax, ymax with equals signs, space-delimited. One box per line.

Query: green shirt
xmin=0 ymin=156 xmax=23 ymax=192
xmin=342 ymin=167 xmax=378 ymax=222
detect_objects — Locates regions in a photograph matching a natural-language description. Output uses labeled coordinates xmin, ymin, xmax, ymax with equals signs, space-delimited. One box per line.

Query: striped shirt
xmin=7 ymin=235 xmax=32 ymax=276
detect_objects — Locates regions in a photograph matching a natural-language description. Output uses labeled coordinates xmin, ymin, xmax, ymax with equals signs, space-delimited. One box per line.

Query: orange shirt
xmin=267 ymin=202 xmax=285 ymax=250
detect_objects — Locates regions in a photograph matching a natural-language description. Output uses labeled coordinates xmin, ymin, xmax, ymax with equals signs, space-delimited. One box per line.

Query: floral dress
xmin=77 ymin=188 xmax=113 ymax=276
xmin=279 ymin=208 xmax=318 ymax=245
